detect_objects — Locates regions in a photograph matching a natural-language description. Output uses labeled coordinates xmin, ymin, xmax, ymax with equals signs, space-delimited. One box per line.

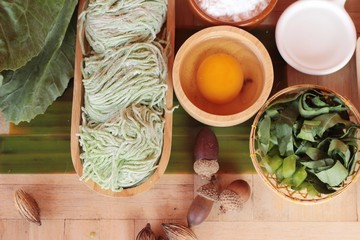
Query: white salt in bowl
xmin=188 ymin=0 xmax=278 ymax=28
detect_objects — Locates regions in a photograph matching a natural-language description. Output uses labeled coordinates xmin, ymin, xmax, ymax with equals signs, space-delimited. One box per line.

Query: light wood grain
xmin=64 ymin=220 xmax=134 ymax=240
xmin=0 ymin=174 xmax=359 ymax=239
xmin=0 ymin=174 xmax=193 ymax=220
xmin=70 ymin=0 xmax=175 ymax=197
xmin=192 ymin=222 xmax=360 ymax=240
xmin=2 ymin=0 xmax=360 ymax=239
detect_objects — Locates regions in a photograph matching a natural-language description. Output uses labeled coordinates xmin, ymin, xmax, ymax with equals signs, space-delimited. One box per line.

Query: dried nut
xmin=219 ymin=179 xmax=251 ymax=214
xmin=196 ymin=182 xmax=220 ymax=202
xmin=136 ymin=223 xmax=156 ymax=240
xmin=161 ymin=223 xmax=198 ymax=240
xmin=14 ymin=189 xmax=41 ymax=225
xmin=187 ymin=195 xmax=214 ymax=227
xmin=193 ymin=127 xmax=219 ymax=180
xmin=194 ymin=127 xmax=219 ymax=161
xmin=193 ymin=159 xmax=219 ymax=180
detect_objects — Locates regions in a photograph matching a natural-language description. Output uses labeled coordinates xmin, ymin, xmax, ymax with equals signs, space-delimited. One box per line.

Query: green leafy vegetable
xmin=292 ymin=166 xmax=307 ymax=187
xmin=297 ymin=120 xmax=321 ymax=142
xmin=0 ymin=0 xmax=65 ymax=71
xmin=256 ymin=89 xmax=360 ymax=196
xmin=257 ymin=113 xmax=271 ymax=155
xmin=315 ymin=161 xmax=348 ymax=187
xmin=0 ymin=0 xmax=77 ymax=123
xmin=282 ymin=154 xmax=297 ymax=178
xmin=313 ymin=113 xmax=352 ymax=137
xmin=298 ymin=91 xmax=347 ymax=118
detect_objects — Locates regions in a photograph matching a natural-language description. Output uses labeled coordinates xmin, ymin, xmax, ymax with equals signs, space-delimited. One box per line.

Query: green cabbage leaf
xmin=0 ymin=0 xmax=65 ymax=71
xmin=0 ymin=0 xmax=77 ymax=124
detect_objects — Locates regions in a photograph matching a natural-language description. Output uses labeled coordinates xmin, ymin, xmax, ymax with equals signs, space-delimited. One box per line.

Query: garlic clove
xmin=187 ymin=195 xmax=214 ymax=227
xmin=161 ymin=223 xmax=198 ymax=240
xmin=14 ymin=189 xmax=41 ymax=226
xmin=136 ymin=223 xmax=156 ymax=240
xmin=219 ymin=179 xmax=251 ymax=213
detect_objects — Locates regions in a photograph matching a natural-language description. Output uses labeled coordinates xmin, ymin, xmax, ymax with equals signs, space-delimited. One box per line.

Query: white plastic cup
xmin=275 ymin=0 xmax=356 ymax=75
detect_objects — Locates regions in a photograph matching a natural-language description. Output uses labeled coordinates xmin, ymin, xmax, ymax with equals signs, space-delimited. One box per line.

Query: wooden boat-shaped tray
xmin=70 ymin=0 xmax=175 ymax=197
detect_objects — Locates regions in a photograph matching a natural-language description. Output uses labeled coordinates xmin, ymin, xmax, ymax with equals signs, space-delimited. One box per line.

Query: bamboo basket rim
xmin=70 ymin=0 xmax=175 ymax=197
xmin=249 ymin=84 xmax=360 ymax=205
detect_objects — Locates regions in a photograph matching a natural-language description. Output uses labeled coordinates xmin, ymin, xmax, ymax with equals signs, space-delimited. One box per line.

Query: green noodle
xmin=78 ymin=0 xmax=167 ymax=53
xmin=77 ymin=0 xmax=169 ymax=192
xmin=79 ymin=104 xmax=164 ymax=192
xmin=82 ymin=42 xmax=168 ymax=123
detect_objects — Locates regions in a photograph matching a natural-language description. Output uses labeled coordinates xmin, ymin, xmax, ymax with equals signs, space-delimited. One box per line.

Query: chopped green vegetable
xmin=297 ymin=120 xmax=321 ymax=142
xmin=315 ymin=161 xmax=348 ymax=187
xmin=258 ymin=113 xmax=271 ymax=155
xmin=282 ymin=154 xmax=297 ymax=178
xmin=256 ymin=89 xmax=360 ymax=196
xmin=292 ymin=166 xmax=307 ymax=187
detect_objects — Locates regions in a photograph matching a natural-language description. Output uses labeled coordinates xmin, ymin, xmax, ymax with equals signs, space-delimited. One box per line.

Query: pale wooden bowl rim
xmin=249 ymin=84 xmax=360 ymax=205
xmin=173 ymin=26 xmax=274 ymax=127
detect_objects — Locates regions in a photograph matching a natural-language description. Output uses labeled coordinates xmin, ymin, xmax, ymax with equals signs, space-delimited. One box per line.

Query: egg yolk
xmin=196 ymin=53 xmax=244 ymax=104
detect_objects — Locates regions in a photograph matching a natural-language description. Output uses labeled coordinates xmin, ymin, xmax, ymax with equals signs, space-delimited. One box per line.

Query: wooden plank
xmin=253 ymin=175 xmax=358 ymax=222
xmin=64 ymin=220 xmax=100 ymax=240
xmin=29 ymin=220 xmax=64 ymax=240
xmin=192 ymin=221 xmax=360 ymax=240
xmin=288 ymin=184 xmax=357 ymax=221
xmin=0 ymin=174 xmax=193 ymax=220
xmin=252 ymin=175 xmax=291 ymax=221
xmin=64 ymin=220 xmax=134 ymax=240
xmin=0 ymin=220 xmax=29 ymax=240
xmin=0 ymin=220 xmax=64 ymax=240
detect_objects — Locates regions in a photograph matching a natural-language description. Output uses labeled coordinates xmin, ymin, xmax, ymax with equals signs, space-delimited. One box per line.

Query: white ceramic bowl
xmin=275 ymin=0 xmax=356 ymax=75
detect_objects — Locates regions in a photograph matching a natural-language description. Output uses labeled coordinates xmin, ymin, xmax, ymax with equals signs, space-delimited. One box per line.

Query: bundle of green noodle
xmin=78 ymin=0 xmax=167 ymax=53
xmin=78 ymin=0 xmax=170 ymax=192
xmin=82 ymin=42 xmax=168 ymax=122
xmin=79 ymin=104 xmax=164 ymax=191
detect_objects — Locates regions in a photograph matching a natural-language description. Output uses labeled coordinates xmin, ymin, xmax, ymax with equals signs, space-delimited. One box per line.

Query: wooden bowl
xmin=70 ymin=0 xmax=175 ymax=197
xmin=249 ymin=84 xmax=360 ymax=204
xmin=188 ymin=0 xmax=278 ymax=28
xmin=173 ymin=26 xmax=273 ymax=127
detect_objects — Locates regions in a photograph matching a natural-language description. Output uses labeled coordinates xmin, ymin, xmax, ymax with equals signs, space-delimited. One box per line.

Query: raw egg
xmin=196 ymin=53 xmax=244 ymax=104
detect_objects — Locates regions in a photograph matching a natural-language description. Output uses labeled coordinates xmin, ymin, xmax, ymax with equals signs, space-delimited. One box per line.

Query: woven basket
xmin=249 ymin=84 xmax=360 ymax=204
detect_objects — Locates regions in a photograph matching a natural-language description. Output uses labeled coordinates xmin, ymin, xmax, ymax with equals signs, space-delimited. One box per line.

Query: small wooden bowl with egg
xmin=173 ymin=26 xmax=273 ymax=127
xmin=188 ymin=0 xmax=278 ymax=28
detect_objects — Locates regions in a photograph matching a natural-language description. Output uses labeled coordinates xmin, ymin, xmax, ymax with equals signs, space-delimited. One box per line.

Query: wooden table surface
xmin=1 ymin=0 xmax=360 ymax=239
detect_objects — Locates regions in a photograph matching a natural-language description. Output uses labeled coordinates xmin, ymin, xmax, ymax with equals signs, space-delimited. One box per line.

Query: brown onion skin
xmin=187 ymin=195 xmax=214 ymax=227
xmin=194 ymin=127 xmax=219 ymax=161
